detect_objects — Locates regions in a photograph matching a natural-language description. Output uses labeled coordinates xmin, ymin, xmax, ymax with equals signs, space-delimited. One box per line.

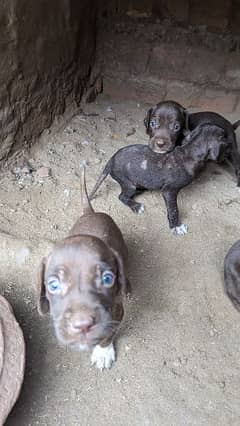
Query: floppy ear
xmin=35 ymin=256 xmax=50 ymax=315
xmin=208 ymin=141 xmax=224 ymax=161
xmin=144 ymin=107 xmax=153 ymax=134
xmin=111 ymin=248 xmax=129 ymax=297
xmin=182 ymin=129 xmax=191 ymax=143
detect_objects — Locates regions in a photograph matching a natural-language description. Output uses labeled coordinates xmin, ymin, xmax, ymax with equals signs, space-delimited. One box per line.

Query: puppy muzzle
xmin=149 ymin=137 xmax=174 ymax=154
xmin=53 ymin=304 xmax=113 ymax=349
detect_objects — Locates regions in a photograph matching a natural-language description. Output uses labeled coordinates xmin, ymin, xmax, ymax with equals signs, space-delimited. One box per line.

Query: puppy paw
xmin=171 ymin=224 xmax=188 ymax=236
xmin=91 ymin=343 xmax=115 ymax=370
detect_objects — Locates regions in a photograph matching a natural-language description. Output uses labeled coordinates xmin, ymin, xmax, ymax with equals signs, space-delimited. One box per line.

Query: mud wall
xmin=0 ymin=0 xmax=97 ymax=161
xmin=100 ymin=0 xmax=240 ymax=33
xmin=98 ymin=2 xmax=240 ymax=112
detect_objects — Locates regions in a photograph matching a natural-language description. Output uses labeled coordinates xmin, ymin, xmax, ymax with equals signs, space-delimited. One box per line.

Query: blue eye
xmin=150 ymin=119 xmax=156 ymax=128
xmin=101 ymin=271 xmax=115 ymax=288
xmin=47 ymin=277 xmax=61 ymax=293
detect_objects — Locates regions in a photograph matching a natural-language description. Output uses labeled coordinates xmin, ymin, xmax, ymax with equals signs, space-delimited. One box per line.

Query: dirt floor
xmin=1 ymin=94 xmax=240 ymax=425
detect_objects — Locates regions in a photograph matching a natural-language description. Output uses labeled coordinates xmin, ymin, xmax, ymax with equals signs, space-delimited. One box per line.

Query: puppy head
xmin=144 ymin=100 xmax=187 ymax=154
xmin=35 ymin=235 xmax=127 ymax=350
xmin=182 ymin=123 xmax=228 ymax=161
xmin=205 ymin=124 xmax=228 ymax=161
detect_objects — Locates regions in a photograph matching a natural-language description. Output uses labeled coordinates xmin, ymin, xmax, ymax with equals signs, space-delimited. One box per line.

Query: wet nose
xmin=71 ymin=316 xmax=95 ymax=333
xmin=156 ymin=138 xmax=167 ymax=146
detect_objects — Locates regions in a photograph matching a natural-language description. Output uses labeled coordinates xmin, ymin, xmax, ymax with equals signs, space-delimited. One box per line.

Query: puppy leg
xmin=91 ymin=303 xmax=124 ymax=370
xmin=162 ymin=190 xmax=187 ymax=235
xmin=118 ymin=183 xmax=145 ymax=214
xmin=91 ymin=343 xmax=115 ymax=370
xmin=227 ymin=135 xmax=240 ymax=187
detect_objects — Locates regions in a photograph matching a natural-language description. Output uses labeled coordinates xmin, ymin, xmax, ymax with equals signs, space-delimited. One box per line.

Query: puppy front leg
xmin=91 ymin=303 xmax=124 ymax=370
xmin=161 ymin=190 xmax=187 ymax=235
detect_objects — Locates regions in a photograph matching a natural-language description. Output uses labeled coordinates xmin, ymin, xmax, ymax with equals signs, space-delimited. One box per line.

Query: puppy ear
xmin=35 ymin=256 xmax=50 ymax=315
xmin=208 ymin=141 xmax=224 ymax=161
xmin=183 ymin=108 xmax=189 ymax=130
xmin=144 ymin=107 xmax=153 ymax=134
xmin=111 ymin=248 xmax=129 ymax=296
xmin=182 ymin=129 xmax=191 ymax=143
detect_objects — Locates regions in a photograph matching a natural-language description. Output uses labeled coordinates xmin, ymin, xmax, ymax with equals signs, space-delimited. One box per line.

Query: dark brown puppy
xmin=146 ymin=103 xmax=240 ymax=186
xmin=188 ymin=112 xmax=240 ymax=186
xmin=36 ymin=167 xmax=129 ymax=370
xmin=90 ymin=124 xmax=228 ymax=235
xmin=224 ymin=240 xmax=240 ymax=312
xmin=144 ymin=100 xmax=187 ymax=154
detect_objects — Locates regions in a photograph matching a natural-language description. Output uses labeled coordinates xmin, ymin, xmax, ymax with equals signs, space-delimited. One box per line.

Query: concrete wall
xmin=0 ymin=0 xmax=97 ymax=160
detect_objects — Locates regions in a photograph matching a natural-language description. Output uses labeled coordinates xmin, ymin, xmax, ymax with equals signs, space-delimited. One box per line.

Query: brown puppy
xmin=36 ymin=167 xmax=129 ymax=370
xmin=224 ymin=240 xmax=240 ymax=312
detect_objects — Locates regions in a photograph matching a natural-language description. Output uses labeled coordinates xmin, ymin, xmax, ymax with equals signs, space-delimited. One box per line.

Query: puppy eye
xmin=149 ymin=119 xmax=156 ymax=128
xmin=174 ymin=122 xmax=180 ymax=132
xmin=101 ymin=271 xmax=115 ymax=288
xmin=47 ymin=277 xmax=61 ymax=293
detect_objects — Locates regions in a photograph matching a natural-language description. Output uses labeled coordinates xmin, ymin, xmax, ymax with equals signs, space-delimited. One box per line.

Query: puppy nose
xmin=71 ymin=316 xmax=95 ymax=333
xmin=157 ymin=139 xmax=166 ymax=146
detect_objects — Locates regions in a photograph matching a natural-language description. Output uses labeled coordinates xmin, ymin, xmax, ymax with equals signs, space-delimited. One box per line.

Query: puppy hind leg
xmin=118 ymin=184 xmax=145 ymax=214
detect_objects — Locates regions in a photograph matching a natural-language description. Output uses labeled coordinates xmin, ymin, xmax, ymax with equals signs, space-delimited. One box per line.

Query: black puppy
xmin=144 ymin=100 xmax=187 ymax=154
xmin=224 ymin=240 xmax=240 ymax=312
xmin=188 ymin=112 xmax=240 ymax=186
xmin=145 ymin=103 xmax=240 ymax=186
xmin=90 ymin=124 xmax=227 ymax=235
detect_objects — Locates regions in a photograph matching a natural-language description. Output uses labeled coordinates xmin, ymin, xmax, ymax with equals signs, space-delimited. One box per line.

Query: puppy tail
xmin=79 ymin=163 xmax=94 ymax=215
xmin=233 ymin=120 xmax=240 ymax=130
xmin=89 ymin=160 xmax=111 ymax=200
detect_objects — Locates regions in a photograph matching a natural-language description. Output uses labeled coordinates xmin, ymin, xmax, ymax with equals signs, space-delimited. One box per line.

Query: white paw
xmin=138 ymin=204 xmax=145 ymax=214
xmin=171 ymin=224 xmax=188 ymax=236
xmin=91 ymin=343 xmax=115 ymax=370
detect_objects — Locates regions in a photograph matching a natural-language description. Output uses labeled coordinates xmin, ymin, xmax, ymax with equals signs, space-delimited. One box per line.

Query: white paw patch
xmin=138 ymin=204 xmax=145 ymax=214
xmin=91 ymin=343 xmax=115 ymax=370
xmin=171 ymin=224 xmax=188 ymax=236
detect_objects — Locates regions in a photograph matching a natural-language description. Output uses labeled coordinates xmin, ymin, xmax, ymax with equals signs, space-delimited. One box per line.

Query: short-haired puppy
xmin=224 ymin=240 xmax=240 ymax=311
xmin=90 ymin=124 xmax=227 ymax=235
xmin=145 ymin=101 xmax=240 ymax=186
xmin=35 ymin=167 xmax=130 ymax=370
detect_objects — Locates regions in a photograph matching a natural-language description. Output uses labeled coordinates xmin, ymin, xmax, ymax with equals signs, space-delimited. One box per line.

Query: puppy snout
xmin=156 ymin=138 xmax=167 ymax=147
xmin=149 ymin=135 xmax=173 ymax=153
xmin=70 ymin=315 xmax=95 ymax=334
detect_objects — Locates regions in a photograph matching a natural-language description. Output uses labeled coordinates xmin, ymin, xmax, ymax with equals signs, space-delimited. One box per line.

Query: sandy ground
xmin=1 ymin=95 xmax=240 ymax=426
